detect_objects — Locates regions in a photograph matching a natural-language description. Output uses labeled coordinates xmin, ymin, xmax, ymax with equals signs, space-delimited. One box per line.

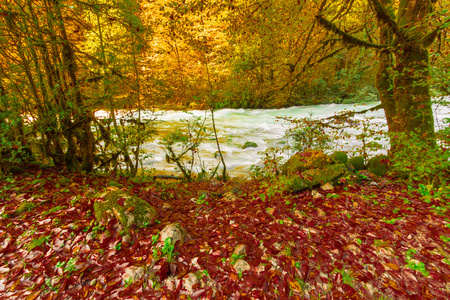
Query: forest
xmin=1 ymin=0 xmax=450 ymax=299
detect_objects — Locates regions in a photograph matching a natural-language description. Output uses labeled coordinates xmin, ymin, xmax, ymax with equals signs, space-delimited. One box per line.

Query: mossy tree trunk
xmin=375 ymin=0 xmax=398 ymax=137
xmin=317 ymin=0 xmax=442 ymax=152
xmin=391 ymin=0 xmax=436 ymax=148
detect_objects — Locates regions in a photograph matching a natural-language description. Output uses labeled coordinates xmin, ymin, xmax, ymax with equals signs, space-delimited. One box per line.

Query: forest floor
xmin=1 ymin=166 xmax=450 ymax=299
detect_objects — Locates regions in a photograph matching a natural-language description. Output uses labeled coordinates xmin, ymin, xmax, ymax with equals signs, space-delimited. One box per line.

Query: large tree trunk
xmin=393 ymin=45 xmax=435 ymax=146
xmin=376 ymin=1 xmax=398 ymax=137
xmin=392 ymin=0 xmax=436 ymax=148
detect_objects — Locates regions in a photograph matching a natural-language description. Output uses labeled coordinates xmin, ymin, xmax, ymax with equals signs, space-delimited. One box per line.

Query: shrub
xmin=391 ymin=134 xmax=450 ymax=187
xmin=286 ymin=114 xmax=331 ymax=152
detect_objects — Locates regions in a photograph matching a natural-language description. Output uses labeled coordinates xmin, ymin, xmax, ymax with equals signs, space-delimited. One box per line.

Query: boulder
xmin=331 ymin=151 xmax=348 ymax=164
xmin=281 ymin=149 xmax=335 ymax=176
xmin=93 ymin=188 xmax=158 ymax=229
xmin=367 ymin=155 xmax=390 ymax=176
xmin=284 ymin=164 xmax=347 ymax=193
xmin=348 ymin=156 xmax=365 ymax=171
xmin=281 ymin=149 xmax=348 ymax=193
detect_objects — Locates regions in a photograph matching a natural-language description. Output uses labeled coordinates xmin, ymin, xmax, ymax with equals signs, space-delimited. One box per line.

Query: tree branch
xmin=367 ymin=0 xmax=405 ymax=39
xmin=421 ymin=16 xmax=450 ymax=48
xmin=315 ymin=15 xmax=388 ymax=49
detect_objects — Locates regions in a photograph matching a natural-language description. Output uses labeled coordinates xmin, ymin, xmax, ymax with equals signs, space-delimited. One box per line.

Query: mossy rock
xmin=284 ymin=164 xmax=347 ymax=193
xmin=281 ymin=149 xmax=336 ymax=176
xmin=302 ymin=164 xmax=348 ymax=186
xmin=242 ymin=141 xmax=258 ymax=149
xmin=94 ymin=188 xmax=158 ymax=229
xmin=284 ymin=176 xmax=310 ymax=193
xmin=331 ymin=151 xmax=348 ymax=164
xmin=348 ymin=156 xmax=365 ymax=171
xmin=367 ymin=155 xmax=390 ymax=177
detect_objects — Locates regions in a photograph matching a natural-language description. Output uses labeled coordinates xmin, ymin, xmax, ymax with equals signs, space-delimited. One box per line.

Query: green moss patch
xmin=94 ymin=188 xmax=158 ymax=229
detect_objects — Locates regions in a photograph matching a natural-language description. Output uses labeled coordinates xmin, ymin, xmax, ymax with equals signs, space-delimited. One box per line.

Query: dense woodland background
xmin=0 ymin=0 xmax=449 ymax=175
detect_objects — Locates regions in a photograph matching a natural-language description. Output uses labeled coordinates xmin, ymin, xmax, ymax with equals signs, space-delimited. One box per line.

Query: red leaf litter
xmin=0 ymin=167 xmax=450 ymax=299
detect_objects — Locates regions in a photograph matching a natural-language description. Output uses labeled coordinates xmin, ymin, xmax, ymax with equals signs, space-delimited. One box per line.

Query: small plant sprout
xmin=230 ymin=252 xmax=246 ymax=265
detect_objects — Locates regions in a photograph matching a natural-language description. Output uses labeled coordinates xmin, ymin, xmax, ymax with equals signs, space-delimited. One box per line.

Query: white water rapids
xmin=97 ymin=99 xmax=450 ymax=178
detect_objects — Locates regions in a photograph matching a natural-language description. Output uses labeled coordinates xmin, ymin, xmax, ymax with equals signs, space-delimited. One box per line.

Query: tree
xmin=316 ymin=0 xmax=450 ymax=150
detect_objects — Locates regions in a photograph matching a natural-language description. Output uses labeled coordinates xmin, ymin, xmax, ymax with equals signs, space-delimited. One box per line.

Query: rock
xmin=86 ymin=232 xmax=96 ymax=242
xmin=280 ymin=149 xmax=349 ymax=193
xmin=233 ymin=244 xmax=246 ymax=256
xmin=242 ymin=141 xmax=258 ymax=149
xmin=233 ymin=259 xmax=251 ymax=273
xmin=93 ymin=188 xmax=158 ymax=229
xmin=331 ymin=151 xmax=348 ymax=163
xmin=281 ymin=149 xmax=336 ymax=176
xmin=345 ymin=162 xmax=355 ymax=172
xmin=367 ymin=155 xmax=390 ymax=176
xmin=160 ymin=223 xmax=188 ymax=247
xmin=316 ymin=208 xmax=326 ymax=216
xmin=162 ymin=203 xmax=173 ymax=210
xmin=311 ymin=190 xmax=323 ymax=199
xmin=320 ymin=182 xmax=334 ymax=191
xmin=284 ymin=164 xmax=347 ymax=193
xmin=348 ymin=156 xmax=365 ymax=171
xmin=122 ymin=234 xmax=132 ymax=245
xmin=182 ymin=273 xmax=199 ymax=294
xmin=222 ymin=191 xmax=237 ymax=202
xmin=122 ymin=266 xmax=145 ymax=282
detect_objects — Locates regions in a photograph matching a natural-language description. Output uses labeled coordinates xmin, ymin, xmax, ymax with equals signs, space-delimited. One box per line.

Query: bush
xmin=286 ymin=114 xmax=331 ymax=152
xmin=391 ymin=134 xmax=450 ymax=187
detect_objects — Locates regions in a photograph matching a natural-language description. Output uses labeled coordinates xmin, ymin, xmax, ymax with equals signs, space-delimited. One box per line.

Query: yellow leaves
xmin=385 ymin=262 xmax=399 ymax=270
xmin=10 ymin=279 xmax=21 ymax=292
xmin=288 ymin=277 xmax=303 ymax=293
xmin=24 ymin=290 xmax=41 ymax=300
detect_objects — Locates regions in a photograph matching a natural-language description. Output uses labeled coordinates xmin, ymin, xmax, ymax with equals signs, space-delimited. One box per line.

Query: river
xmin=99 ymin=99 xmax=450 ymax=178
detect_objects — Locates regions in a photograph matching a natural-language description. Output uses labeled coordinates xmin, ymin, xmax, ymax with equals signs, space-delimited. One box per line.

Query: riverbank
xmin=1 ymin=167 xmax=449 ymax=299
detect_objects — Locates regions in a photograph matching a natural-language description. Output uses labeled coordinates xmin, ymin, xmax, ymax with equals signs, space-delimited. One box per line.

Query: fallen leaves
xmin=0 ymin=168 xmax=450 ymax=299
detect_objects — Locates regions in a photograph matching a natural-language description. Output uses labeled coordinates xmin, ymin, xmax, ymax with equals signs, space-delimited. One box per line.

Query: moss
xmin=283 ymin=164 xmax=347 ymax=193
xmin=348 ymin=156 xmax=365 ymax=171
xmin=302 ymin=164 xmax=348 ymax=186
xmin=332 ymin=151 xmax=348 ymax=164
xmin=285 ymin=176 xmax=310 ymax=193
xmin=94 ymin=189 xmax=158 ymax=229
xmin=367 ymin=155 xmax=390 ymax=176
xmin=27 ymin=235 xmax=49 ymax=251
xmin=242 ymin=141 xmax=258 ymax=149
xmin=281 ymin=149 xmax=335 ymax=175
xmin=15 ymin=202 xmax=37 ymax=215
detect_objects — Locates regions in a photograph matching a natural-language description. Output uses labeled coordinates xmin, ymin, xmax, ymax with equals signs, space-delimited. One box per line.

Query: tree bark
xmin=393 ymin=0 xmax=436 ymax=148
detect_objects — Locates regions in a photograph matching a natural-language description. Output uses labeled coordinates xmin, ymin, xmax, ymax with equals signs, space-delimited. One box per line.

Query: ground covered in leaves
xmin=1 ymin=167 xmax=450 ymax=299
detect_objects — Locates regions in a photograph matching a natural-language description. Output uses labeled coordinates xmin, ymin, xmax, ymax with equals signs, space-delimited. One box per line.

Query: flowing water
xmin=98 ymin=99 xmax=450 ymax=178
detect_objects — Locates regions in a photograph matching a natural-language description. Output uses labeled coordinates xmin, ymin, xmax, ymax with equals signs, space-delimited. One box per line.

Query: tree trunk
xmin=375 ymin=1 xmax=398 ymax=137
xmin=50 ymin=0 xmax=95 ymax=171
xmin=393 ymin=0 xmax=436 ymax=148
